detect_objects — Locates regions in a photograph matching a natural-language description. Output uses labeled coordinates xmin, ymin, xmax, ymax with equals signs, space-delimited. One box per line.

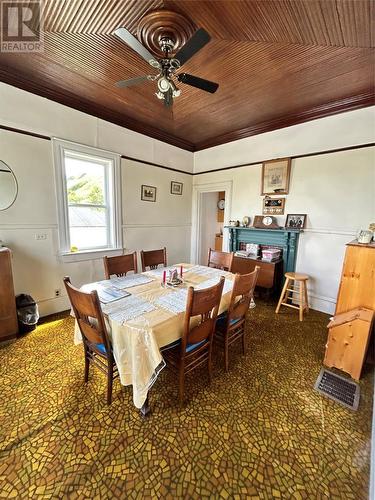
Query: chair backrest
xmin=141 ymin=247 xmax=167 ymax=272
xmin=182 ymin=277 xmax=225 ymax=353
xmin=226 ymin=267 xmax=260 ymax=327
xmin=103 ymin=252 xmax=137 ymax=279
xmin=63 ymin=277 xmax=111 ymax=353
xmin=208 ymin=248 xmax=234 ymax=272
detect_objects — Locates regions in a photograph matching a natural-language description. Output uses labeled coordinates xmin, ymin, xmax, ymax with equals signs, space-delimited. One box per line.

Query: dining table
xmin=74 ymin=263 xmax=236 ymax=415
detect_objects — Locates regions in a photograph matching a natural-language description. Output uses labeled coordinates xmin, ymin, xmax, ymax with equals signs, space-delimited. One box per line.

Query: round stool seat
xmin=285 ymin=272 xmax=309 ymax=281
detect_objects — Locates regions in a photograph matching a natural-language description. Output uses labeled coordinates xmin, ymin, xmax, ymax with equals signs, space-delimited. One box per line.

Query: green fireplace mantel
xmin=226 ymin=226 xmax=302 ymax=275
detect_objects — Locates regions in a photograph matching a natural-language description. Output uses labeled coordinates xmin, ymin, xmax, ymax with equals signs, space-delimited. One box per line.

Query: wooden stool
xmin=275 ymin=272 xmax=309 ymax=321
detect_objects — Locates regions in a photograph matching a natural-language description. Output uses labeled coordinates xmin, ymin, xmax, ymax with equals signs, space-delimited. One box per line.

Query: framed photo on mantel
xmin=261 ymin=158 xmax=291 ymax=195
xmin=285 ymin=214 xmax=307 ymax=229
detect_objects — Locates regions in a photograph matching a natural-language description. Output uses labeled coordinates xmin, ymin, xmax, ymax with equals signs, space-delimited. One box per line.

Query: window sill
xmin=59 ymin=248 xmax=123 ymax=263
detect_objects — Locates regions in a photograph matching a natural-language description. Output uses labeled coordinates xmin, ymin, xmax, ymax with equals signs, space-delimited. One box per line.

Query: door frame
xmin=191 ymin=180 xmax=233 ymax=264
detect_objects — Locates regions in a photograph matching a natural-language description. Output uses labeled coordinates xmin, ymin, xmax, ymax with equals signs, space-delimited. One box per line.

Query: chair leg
xmin=241 ymin=331 xmax=246 ymax=355
xmin=276 ymin=278 xmax=289 ymax=313
xmin=224 ymin=338 xmax=229 ymax=372
xmin=84 ymin=350 xmax=90 ymax=383
xmin=208 ymin=347 xmax=214 ymax=382
xmin=299 ymin=283 xmax=304 ymax=322
xmin=106 ymin=362 xmax=113 ymax=405
xmin=303 ymin=281 xmax=309 ymax=313
xmin=178 ymin=366 xmax=185 ymax=408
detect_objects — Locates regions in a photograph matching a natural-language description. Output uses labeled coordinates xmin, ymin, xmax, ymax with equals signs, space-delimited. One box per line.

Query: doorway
xmin=191 ymin=181 xmax=232 ymax=265
xmin=198 ymin=191 xmax=225 ymax=264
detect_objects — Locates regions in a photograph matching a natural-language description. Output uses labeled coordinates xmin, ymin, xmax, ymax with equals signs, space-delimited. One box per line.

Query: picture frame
xmin=263 ymin=197 xmax=285 ymax=215
xmin=141 ymin=185 xmax=156 ymax=202
xmin=170 ymin=181 xmax=183 ymax=195
xmin=285 ymin=214 xmax=306 ymax=229
xmin=261 ymin=158 xmax=291 ymax=195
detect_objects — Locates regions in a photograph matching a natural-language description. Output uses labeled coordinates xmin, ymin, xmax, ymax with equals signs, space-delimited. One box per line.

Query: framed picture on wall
xmin=285 ymin=214 xmax=306 ymax=229
xmin=171 ymin=181 xmax=183 ymax=195
xmin=263 ymin=197 xmax=285 ymax=215
xmin=141 ymin=185 xmax=156 ymax=202
xmin=261 ymin=158 xmax=291 ymax=195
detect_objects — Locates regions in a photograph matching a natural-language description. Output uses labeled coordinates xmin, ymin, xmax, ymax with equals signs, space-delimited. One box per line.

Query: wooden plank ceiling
xmin=0 ymin=0 xmax=374 ymax=151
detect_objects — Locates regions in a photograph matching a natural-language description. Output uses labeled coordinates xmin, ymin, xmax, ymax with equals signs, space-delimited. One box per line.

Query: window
xmin=53 ymin=139 xmax=122 ymax=259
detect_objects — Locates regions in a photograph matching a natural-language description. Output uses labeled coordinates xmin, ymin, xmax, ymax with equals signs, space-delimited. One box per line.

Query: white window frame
xmin=53 ymin=138 xmax=122 ymax=262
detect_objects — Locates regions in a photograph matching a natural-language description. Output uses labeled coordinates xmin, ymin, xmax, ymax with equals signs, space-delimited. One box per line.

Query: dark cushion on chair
xmin=186 ymin=339 xmax=207 ymax=353
xmin=95 ymin=343 xmax=107 ymax=354
xmin=161 ymin=339 xmax=207 ymax=354
xmin=216 ymin=314 xmax=241 ymax=332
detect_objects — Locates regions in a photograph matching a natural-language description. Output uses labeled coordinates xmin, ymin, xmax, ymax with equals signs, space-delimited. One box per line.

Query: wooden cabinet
xmin=323 ymin=240 xmax=375 ymax=379
xmin=335 ymin=240 xmax=375 ymax=314
xmin=214 ymin=235 xmax=223 ymax=251
xmin=232 ymin=256 xmax=283 ymax=293
xmin=324 ymin=308 xmax=374 ymax=380
xmin=0 ymin=248 xmax=18 ymax=341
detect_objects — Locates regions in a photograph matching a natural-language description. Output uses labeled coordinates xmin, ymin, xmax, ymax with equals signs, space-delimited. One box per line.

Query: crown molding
xmin=0 ymin=71 xmax=195 ymax=152
xmin=195 ymin=92 xmax=375 ymax=151
xmin=1 ymin=72 xmax=374 ymax=152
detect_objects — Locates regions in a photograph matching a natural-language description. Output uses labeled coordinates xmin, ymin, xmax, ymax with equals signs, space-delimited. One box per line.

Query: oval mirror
xmin=0 ymin=160 xmax=18 ymax=210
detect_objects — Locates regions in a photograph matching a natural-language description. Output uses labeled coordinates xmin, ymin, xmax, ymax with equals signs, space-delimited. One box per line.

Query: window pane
xmin=68 ymin=206 xmax=108 ymax=250
xmin=65 ymin=156 xmax=106 ymax=205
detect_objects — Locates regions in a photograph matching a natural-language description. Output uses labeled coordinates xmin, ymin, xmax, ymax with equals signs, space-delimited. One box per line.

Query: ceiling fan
xmin=113 ymin=26 xmax=219 ymax=107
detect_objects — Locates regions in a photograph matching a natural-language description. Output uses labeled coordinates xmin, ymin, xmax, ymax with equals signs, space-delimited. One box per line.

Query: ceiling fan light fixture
xmin=169 ymin=79 xmax=181 ymax=98
xmin=157 ymin=76 xmax=171 ymax=93
xmin=114 ymin=20 xmax=218 ymax=106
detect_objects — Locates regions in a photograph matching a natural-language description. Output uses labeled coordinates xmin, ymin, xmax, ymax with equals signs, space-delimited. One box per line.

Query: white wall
xmin=194 ymin=146 xmax=375 ymax=313
xmin=1 ymin=82 xmax=374 ymax=316
xmin=0 ymin=83 xmax=193 ymax=316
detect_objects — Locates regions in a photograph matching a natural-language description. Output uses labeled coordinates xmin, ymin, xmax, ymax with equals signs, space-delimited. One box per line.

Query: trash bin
xmin=16 ymin=294 xmax=39 ymax=334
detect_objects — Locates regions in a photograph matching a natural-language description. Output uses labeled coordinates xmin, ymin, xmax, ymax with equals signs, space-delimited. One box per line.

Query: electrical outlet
xmin=55 ymin=289 xmax=61 ymax=298
xmin=35 ymin=233 xmax=47 ymax=240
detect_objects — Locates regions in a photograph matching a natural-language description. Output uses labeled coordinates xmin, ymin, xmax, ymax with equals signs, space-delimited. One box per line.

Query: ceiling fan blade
xmin=177 ymin=73 xmax=219 ymax=93
xmin=174 ymin=28 xmax=211 ymax=67
xmin=164 ymin=88 xmax=173 ymax=107
xmin=114 ymin=27 xmax=160 ymax=69
xmin=115 ymin=76 xmax=150 ymax=88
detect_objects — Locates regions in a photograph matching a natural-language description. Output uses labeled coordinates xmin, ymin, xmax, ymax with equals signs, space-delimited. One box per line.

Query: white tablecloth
xmin=75 ymin=264 xmax=234 ymax=408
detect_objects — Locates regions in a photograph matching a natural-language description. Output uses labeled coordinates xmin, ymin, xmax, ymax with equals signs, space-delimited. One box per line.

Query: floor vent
xmin=314 ymin=368 xmax=360 ymax=411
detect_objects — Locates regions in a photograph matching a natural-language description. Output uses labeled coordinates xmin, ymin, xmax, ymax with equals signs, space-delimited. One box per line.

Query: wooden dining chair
xmin=161 ymin=277 xmax=225 ymax=407
xmin=63 ymin=277 xmax=118 ymax=405
xmin=141 ymin=247 xmax=167 ymax=272
xmin=208 ymin=248 xmax=234 ymax=272
xmin=215 ymin=267 xmax=260 ymax=372
xmin=103 ymin=252 xmax=137 ymax=279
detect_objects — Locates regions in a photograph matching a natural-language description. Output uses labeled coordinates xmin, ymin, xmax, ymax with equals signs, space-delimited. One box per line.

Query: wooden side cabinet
xmin=323 ymin=240 xmax=375 ymax=379
xmin=232 ymin=256 xmax=283 ymax=295
xmin=335 ymin=240 xmax=375 ymax=314
xmin=0 ymin=248 xmax=18 ymax=341
xmin=324 ymin=308 xmax=374 ymax=380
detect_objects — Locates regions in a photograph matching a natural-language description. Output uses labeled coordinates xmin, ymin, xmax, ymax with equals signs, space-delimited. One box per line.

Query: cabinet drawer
xmin=232 ymin=256 xmax=278 ymax=289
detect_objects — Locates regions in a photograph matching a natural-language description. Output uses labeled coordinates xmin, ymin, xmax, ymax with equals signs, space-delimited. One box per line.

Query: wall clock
xmin=217 ymin=199 xmax=225 ymax=210
xmin=253 ymin=215 xmax=280 ymax=229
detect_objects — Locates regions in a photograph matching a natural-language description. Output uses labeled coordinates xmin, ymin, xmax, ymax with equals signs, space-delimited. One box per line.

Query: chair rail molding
xmin=191 ymin=180 xmax=233 ymax=264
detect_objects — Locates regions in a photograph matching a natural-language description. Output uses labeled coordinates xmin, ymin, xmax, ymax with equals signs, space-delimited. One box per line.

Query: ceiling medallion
xmin=137 ymin=9 xmax=196 ymax=58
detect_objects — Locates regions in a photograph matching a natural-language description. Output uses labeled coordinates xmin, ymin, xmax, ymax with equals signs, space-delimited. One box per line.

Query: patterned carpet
xmin=0 ymin=301 xmax=373 ymax=499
